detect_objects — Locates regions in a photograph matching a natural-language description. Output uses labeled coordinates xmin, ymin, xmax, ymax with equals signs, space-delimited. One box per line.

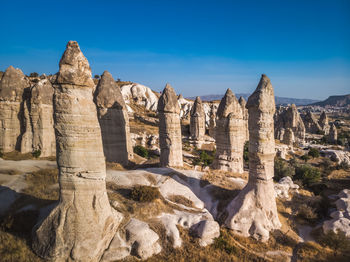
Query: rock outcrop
xmin=32 ymin=41 xmax=123 ymax=261
xmin=208 ymin=104 xmax=216 ymax=138
xmin=282 ymin=128 xmax=294 ymax=147
xmin=274 ymin=104 xmax=305 ymax=145
xmin=302 ymin=111 xmax=322 ymax=134
xmin=121 ymin=83 xmax=158 ymax=111
xmin=21 ymin=78 xmax=55 ymax=156
xmin=190 ymin=96 xmax=205 ymax=143
xmin=157 ymin=83 xmax=183 ymax=167
xmin=0 ymin=66 xmax=30 ymax=152
xmin=318 ymin=111 xmax=330 ymax=135
xmin=213 ymin=89 xmax=245 ymax=173
xmin=239 ymin=96 xmax=249 ymax=142
xmin=328 ymin=123 xmax=338 ymax=143
xmin=225 ymin=74 xmax=281 ymax=241
xmin=94 ymin=71 xmax=133 ymax=165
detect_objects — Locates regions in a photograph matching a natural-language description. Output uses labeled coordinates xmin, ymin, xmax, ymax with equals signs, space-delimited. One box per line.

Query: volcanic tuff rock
xmin=32 ymin=41 xmax=123 ymax=261
xmin=318 ymin=111 xmax=330 ymax=135
xmin=282 ymin=128 xmax=294 ymax=147
xmin=20 ymin=78 xmax=55 ymax=156
xmin=328 ymin=123 xmax=337 ymax=143
xmin=157 ymin=83 xmax=183 ymax=167
xmin=225 ymin=74 xmax=281 ymax=241
xmin=94 ymin=71 xmax=133 ymax=165
xmin=239 ymin=96 xmax=249 ymax=141
xmin=213 ymin=89 xmax=245 ymax=173
xmin=190 ymin=96 xmax=205 ymax=142
xmin=208 ymin=104 xmax=216 ymax=137
xmin=0 ymin=66 xmax=30 ymax=152
xmin=302 ymin=111 xmax=322 ymax=134
xmin=121 ymin=83 xmax=159 ymax=111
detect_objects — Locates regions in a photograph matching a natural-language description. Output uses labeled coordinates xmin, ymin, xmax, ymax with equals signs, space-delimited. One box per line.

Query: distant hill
xmin=310 ymin=94 xmax=350 ymax=107
xmin=187 ymin=93 xmax=319 ymax=106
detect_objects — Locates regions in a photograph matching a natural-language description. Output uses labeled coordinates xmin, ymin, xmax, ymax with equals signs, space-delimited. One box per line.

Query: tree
xmin=29 ymin=72 xmax=39 ymax=77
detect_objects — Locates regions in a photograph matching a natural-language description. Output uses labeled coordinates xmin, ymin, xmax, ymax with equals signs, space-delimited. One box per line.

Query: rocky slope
xmin=311 ymin=94 xmax=350 ymax=107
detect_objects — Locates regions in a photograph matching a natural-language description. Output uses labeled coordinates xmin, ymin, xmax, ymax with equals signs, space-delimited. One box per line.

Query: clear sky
xmin=0 ymin=0 xmax=349 ymax=99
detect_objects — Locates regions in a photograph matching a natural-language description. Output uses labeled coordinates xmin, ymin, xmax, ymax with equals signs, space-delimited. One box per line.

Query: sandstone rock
xmin=94 ymin=71 xmax=133 ymax=165
xmin=239 ymin=96 xmax=249 ymax=142
xmin=0 ymin=66 xmax=30 ymax=152
xmin=190 ymin=220 xmax=220 ymax=247
xmin=157 ymin=83 xmax=183 ymax=167
xmin=302 ymin=111 xmax=322 ymax=134
xmin=213 ymin=89 xmax=245 ymax=173
xmin=101 ymin=232 xmax=131 ymax=261
xmin=124 ymin=219 xmax=162 ymax=259
xmin=318 ymin=111 xmax=330 ymax=135
xmin=32 ymin=41 xmax=123 ymax=261
xmin=121 ymin=83 xmax=158 ymax=111
xmin=190 ymin=96 xmax=205 ymax=143
xmin=321 ymin=149 xmax=350 ymax=165
xmin=274 ymin=176 xmax=299 ymax=199
xmin=282 ymin=128 xmax=294 ymax=147
xmin=328 ymin=123 xmax=337 ymax=143
xmin=178 ymin=94 xmax=193 ymax=120
xmin=225 ymin=74 xmax=281 ymax=241
xmin=208 ymin=104 xmax=216 ymax=138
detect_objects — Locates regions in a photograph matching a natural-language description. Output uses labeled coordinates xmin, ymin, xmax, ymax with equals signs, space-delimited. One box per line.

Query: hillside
xmin=311 ymin=94 xmax=350 ymax=107
xmin=188 ymin=94 xmax=319 ymax=105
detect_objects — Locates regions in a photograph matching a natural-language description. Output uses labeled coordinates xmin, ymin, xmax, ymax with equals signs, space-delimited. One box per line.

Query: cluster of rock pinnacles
xmin=1 ymin=40 xmax=323 ymax=260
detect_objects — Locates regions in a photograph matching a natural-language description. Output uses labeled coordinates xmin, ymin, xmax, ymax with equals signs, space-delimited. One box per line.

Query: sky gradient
xmin=0 ymin=0 xmax=349 ymax=99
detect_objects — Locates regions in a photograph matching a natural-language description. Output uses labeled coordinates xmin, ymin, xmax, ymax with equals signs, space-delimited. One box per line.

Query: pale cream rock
xmin=328 ymin=123 xmax=338 ymax=143
xmin=239 ymin=96 xmax=249 ymax=142
xmin=319 ymin=111 xmax=330 ymax=135
xmin=190 ymin=96 xmax=206 ymax=144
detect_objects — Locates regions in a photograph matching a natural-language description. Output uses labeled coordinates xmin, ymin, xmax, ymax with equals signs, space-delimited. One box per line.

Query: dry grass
xmin=106 ymin=162 xmax=126 ymax=171
xmin=1 ymin=151 xmax=34 ymax=161
xmin=167 ymin=195 xmax=195 ymax=208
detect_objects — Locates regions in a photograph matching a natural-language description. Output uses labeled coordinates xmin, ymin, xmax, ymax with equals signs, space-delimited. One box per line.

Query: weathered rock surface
xmin=328 ymin=123 xmax=338 ymax=143
xmin=282 ymin=128 xmax=294 ymax=147
xmin=239 ymin=96 xmax=249 ymax=142
xmin=208 ymin=104 xmax=217 ymax=137
xmin=274 ymin=104 xmax=305 ymax=145
xmin=302 ymin=111 xmax=322 ymax=134
xmin=32 ymin=41 xmax=123 ymax=261
xmin=321 ymin=149 xmax=350 ymax=165
xmin=0 ymin=66 xmax=30 ymax=152
xmin=213 ymin=89 xmax=245 ymax=173
xmin=94 ymin=71 xmax=133 ymax=165
xmin=274 ymin=176 xmax=299 ymax=199
xmin=157 ymin=83 xmax=183 ymax=167
xmin=121 ymin=83 xmax=159 ymax=111
xmin=318 ymin=111 xmax=330 ymax=135
xmin=190 ymin=96 xmax=205 ymax=143
xmin=225 ymin=74 xmax=281 ymax=241
xmin=190 ymin=220 xmax=220 ymax=247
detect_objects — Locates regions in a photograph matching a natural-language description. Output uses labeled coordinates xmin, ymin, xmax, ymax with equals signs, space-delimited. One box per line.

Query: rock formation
xmin=190 ymin=96 xmax=205 ymax=143
xmin=319 ymin=111 xmax=330 ymax=135
xmin=282 ymin=127 xmax=294 ymax=147
xmin=239 ymin=96 xmax=249 ymax=142
xmin=32 ymin=41 xmax=123 ymax=261
xmin=302 ymin=111 xmax=322 ymax=134
xmin=274 ymin=104 xmax=305 ymax=145
xmin=157 ymin=83 xmax=183 ymax=167
xmin=225 ymin=74 xmax=281 ymax=241
xmin=94 ymin=71 xmax=133 ymax=165
xmin=21 ymin=78 xmax=55 ymax=156
xmin=0 ymin=66 xmax=30 ymax=152
xmin=208 ymin=104 xmax=216 ymax=138
xmin=328 ymin=123 xmax=338 ymax=143
xmin=213 ymin=89 xmax=245 ymax=173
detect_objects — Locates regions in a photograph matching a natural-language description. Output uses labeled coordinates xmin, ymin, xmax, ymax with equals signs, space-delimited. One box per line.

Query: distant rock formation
xmin=208 ymin=104 xmax=216 ymax=138
xmin=94 ymin=71 xmax=133 ymax=165
xmin=0 ymin=66 xmax=30 ymax=152
xmin=301 ymin=111 xmax=322 ymax=134
xmin=274 ymin=104 xmax=305 ymax=145
xmin=318 ymin=111 xmax=330 ymax=135
xmin=328 ymin=123 xmax=338 ymax=144
xmin=121 ymin=83 xmax=159 ymax=111
xmin=213 ymin=89 xmax=245 ymax=173
xmin=32 ymin=41 xmax=123 ymax=261
xmin=225 ymin=74 xmax=281 ymax=241
xmin=239 ymin=96 xmax=249 ymax=142
xmin=282 ymin=128 xmax=295 ymax=147
xmin=311 ymin=94 xmax=350 ymax=107
xmin=190 ymin=96 xmax=205 ymax=144
xmin=157 ymin=83 xmax=183 ymax=167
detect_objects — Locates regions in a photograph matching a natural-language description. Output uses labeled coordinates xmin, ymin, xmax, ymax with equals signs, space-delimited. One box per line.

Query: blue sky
xmin=0 ymin=0 xmax=349 ymax=99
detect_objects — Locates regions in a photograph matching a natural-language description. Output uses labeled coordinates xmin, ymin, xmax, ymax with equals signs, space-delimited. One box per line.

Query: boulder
xmin=190 ymin=220 xmax=220 ymax=246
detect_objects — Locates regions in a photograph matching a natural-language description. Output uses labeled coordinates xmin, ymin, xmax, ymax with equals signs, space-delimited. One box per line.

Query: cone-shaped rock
xmin=302 ymin=111 xmax=322 ymax=134
xmin=239 ymin=96 xmax=249 ymax=142
xmin=190 ymin=96 xmax=205 ymax=141
xmin=213 ymin=89 xmax=245 ymax=173
xmin=32 ymin=41 xmax=122 ymax=261
xmin=94 ymin=71 xmax=133 ymax=165
xmin=328 ymin=123 xmax=337 ymax=143
xmin=319 ymin=111 xmax=330 ymax=135
xmin=157 ymin=83 xmax=183 ymax=167
xmin=225 ymin=74 xmax=281 ymax=241
xmin=208 ymin=104 xmax=216 ymax=138
xmin=0 ymin=66 xmax=30 ymax=152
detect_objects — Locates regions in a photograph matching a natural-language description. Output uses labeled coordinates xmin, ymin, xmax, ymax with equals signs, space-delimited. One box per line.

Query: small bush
xmin=243 ymin=142 xmax=249 ymax=163
xmin=274 ymin=157 xmax=295 ymax=181
xmin=294 ymin=165 xmax=321 ymax=187
xmin=338 ymin=160 xmax=350 ymax=171
xmin=133 ymin=145 xmax=149 ymax=158
xmin=31 ymin=150 xmax=41 ymax=158
xmin=131 ymin=185 xmax=160 ymax=202
xmin=94 ymin=75 xmax=100 ymax=79
xmin=300 ymin=154 xmax=310 ymax=162
xmin=29 ymin=72 xmax=39 ymax=77
xmin=320 ymin=230 xmax=350 ymax=255
xmin=308 ymin=148 xmax=320 ymax=158
xmin=296 ymin=204 xmax=318 ymax=223
xmin=213 ymin=231 xmax=239 ymax=255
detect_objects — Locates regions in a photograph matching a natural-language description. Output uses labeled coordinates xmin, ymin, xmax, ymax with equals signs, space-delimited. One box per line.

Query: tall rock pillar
xmin=190 ymin=96 xmax=205 ymax=145
xmin=239 ymin=96 xmax=249 ymax=142
xmin=32 ymin=41 xmax=122 ymax=261
xmin=225 ymin=74 xmax=281 ymax=241
xmin=94 ymin=71 xmax=133 ymax=165
xmin=157 ymin=83 xmax=183 ymax=167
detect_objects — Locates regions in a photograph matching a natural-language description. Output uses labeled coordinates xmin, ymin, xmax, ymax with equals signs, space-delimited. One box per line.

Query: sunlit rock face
xmin=318 ymin=111 xmax=330 ymax=135
xmin=239 ymin=96 xmax=249 ymax=142
xmin=0 ymin=66 xmax=30 ymax=152
xmin=190 ymin=96 xmax=206 ymax=143
xmin=32 ymin=41 xmax=122 ymax=261
xmin=157 ymin=83 xmax=183 ymax=167
xmin=225 ymin=74 xmax=281 ymax=242
xmin=328 ymin=123 xmax=337 ymax=143
xmin=94 ymin=70 xmax=133 ymax=165
xmin=212 ymin=89 xmax=245 ymax=173
xmin=302 ymin=110 xmax=322 ymax=134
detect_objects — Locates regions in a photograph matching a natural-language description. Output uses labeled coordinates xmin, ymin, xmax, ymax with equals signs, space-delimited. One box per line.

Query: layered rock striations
xmin=239 ymin=96 xmax=249 ymax=142
xmin=0 ymin=66 xmax=30 ymax=152
xmin=94 ymin=71 xmax=133 ymax=165
xmin=32 ymin=41 xmax=122 ymax=261
xmin=302 ymin=111 xmax=322 ymax=134
xmin=213 ymin=89 xmax=245 ymax=173
xmin=225 ymin=74 xmax=281 ymax=241
xmin=157 ymin=83 xmax=183 ymax=167
xmin=190 ymin=96 xmax=205 ymax=143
